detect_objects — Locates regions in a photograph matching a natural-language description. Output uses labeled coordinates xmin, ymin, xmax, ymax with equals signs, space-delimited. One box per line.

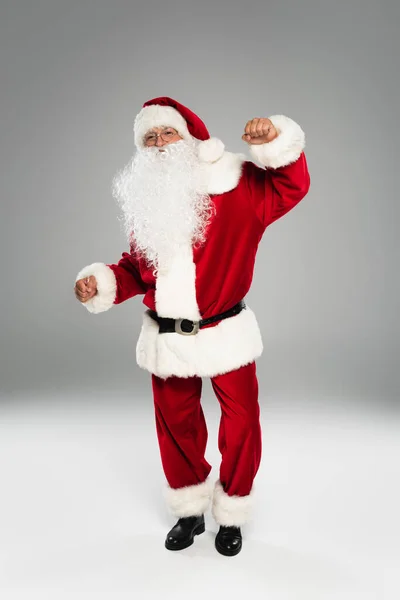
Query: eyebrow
xmin=146 ymin=127 xmax=177 ymax=134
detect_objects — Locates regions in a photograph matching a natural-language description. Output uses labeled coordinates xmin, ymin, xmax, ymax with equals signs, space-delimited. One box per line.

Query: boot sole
xmin=165 ymin=522 xmax=205 ymax=551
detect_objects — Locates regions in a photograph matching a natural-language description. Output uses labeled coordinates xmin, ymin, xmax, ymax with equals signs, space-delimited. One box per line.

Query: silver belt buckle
xmin=175 ymin=318 xmax=200 ymax=335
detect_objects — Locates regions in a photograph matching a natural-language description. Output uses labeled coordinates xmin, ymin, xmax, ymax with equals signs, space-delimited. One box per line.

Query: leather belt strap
xmin=147 ymin=300 xmax=246 ymax=335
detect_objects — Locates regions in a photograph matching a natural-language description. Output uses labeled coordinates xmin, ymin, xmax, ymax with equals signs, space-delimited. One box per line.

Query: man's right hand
xmin=74 ymin=275 xmax=98 ymax=303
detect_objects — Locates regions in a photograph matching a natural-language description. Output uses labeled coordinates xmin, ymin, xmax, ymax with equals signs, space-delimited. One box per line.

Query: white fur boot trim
xmin=163 ymin=478 xmax=214 ymax=518
xmin=212 ymin=479 xmax=254 ymax=526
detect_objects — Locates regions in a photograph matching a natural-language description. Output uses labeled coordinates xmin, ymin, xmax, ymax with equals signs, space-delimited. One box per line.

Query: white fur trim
xmin=203 ymin=151 xmax=246 ymax=195
xmin=136 ymin=304 xmax=263 ymax=379
xmin=164 ymin=478 xmax=214 ymax=517
xmin=249 ymin=115 xmax=305 ymax=169
xmin=212 ymin=480 xmax=254 ymax=526
xmin=134 ymin=105 xmax=192 ymax=148
xmin=75 ymin=262 xmax=117 ymax=314
xmin=155 ymin=247 xmax=201 ymax=321
xmin=198 ymin=137 xmax=225 ymax=163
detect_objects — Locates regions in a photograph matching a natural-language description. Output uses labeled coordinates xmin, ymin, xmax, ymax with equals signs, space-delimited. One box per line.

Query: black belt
xmin=147 ymin=300 xmax=246 ymax=335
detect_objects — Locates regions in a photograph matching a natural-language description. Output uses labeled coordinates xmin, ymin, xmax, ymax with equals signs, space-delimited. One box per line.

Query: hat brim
xmin=134 ymin=105 xmax=192 ymax=148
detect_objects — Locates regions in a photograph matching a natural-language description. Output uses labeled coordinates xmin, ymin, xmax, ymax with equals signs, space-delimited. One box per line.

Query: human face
xmin=143 ymin=126 xmax=183 ymax=151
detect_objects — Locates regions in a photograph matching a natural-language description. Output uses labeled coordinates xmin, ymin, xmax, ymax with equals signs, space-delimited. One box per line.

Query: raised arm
xmin=243 ymin=114 xmax=310 ymax=229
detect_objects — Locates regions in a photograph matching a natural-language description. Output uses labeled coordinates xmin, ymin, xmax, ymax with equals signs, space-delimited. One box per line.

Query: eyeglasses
xmin=143 ymin=128 xmax=180 ymax=146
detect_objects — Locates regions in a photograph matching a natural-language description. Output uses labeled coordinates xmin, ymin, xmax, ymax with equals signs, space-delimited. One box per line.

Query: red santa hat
xmin=133 ymin=96 xmax=225 ymax=163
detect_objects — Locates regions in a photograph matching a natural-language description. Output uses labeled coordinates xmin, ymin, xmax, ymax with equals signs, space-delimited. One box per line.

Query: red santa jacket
xmin=76 ymin=115 xmax=310 ymax=379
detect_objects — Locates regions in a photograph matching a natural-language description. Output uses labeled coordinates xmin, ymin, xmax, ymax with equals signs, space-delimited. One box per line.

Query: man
xmin=74 ymin=97 xmax=310 ymax=556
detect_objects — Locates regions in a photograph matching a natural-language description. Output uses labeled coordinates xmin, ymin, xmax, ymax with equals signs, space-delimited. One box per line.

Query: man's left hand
xmin=242 ymin=118 xmax=278 ymax=145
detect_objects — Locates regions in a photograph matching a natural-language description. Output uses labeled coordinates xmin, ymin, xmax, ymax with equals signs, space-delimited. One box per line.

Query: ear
xmin=198 ymin=137 xmax=225 ymax=163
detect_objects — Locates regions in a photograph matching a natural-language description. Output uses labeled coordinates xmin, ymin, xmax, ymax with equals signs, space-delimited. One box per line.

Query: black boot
xmin=165 ymin=515 xmax=205 ymax=551
xmin=215 ymin=525 xmax=242 ymax=556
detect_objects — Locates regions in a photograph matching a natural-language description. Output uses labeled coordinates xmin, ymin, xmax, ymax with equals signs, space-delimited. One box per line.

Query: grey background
xmin=1 ymin=2 xmax=400 ymax=598
xmin=1 ymin=0 xmax=398 ymax=402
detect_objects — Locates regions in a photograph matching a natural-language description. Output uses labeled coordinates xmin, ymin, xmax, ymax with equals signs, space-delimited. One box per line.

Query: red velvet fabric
xmin=106 ymin=152 xmax=310 ymax=324
xmin=103 ymin=151 xmax=310 ymax=500
xmin=152 ymin=361 xmax=261 ymax=496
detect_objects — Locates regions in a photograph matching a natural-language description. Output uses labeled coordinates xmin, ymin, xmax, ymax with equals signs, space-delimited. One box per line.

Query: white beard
xmin=112 ymin=139 xmax=215 ymax=272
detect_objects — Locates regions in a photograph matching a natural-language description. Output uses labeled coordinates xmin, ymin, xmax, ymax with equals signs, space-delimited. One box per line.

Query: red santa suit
xmin=76 ymin=97 xmax=310 ymax=527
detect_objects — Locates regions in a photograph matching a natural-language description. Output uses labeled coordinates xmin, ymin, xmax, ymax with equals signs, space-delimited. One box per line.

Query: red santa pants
xmin=151 ymin=361 xmax=262 ymax=526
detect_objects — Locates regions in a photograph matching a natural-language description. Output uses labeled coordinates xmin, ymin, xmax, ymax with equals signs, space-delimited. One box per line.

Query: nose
xmin=155 ymin=135 xmax=165 ymax=147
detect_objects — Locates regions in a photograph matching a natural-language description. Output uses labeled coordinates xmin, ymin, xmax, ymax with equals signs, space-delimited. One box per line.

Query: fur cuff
xmin=249 ymin=114 xmax=305 ymax=169
xmin=75 ymin=262 xmax=117 ymax=314
xmin=163 ymin=478 xmax=214 ymax=518
xmin=212 ymin=480 xmax=254 ymax=526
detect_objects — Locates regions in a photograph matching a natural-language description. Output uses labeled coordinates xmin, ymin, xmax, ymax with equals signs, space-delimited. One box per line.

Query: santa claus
xmin=74 ymin=97 xmax=310 ymax=556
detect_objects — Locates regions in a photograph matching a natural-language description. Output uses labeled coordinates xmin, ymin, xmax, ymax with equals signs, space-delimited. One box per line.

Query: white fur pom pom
xmin=198 ymin=137 xmax=225 ymax=163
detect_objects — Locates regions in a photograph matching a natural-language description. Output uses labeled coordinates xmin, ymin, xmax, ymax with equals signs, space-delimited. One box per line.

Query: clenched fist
xmin=242 ymin=118 xmax=278 ymax=145
xmin=74 ymin=275 xmax=97 ymax=303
